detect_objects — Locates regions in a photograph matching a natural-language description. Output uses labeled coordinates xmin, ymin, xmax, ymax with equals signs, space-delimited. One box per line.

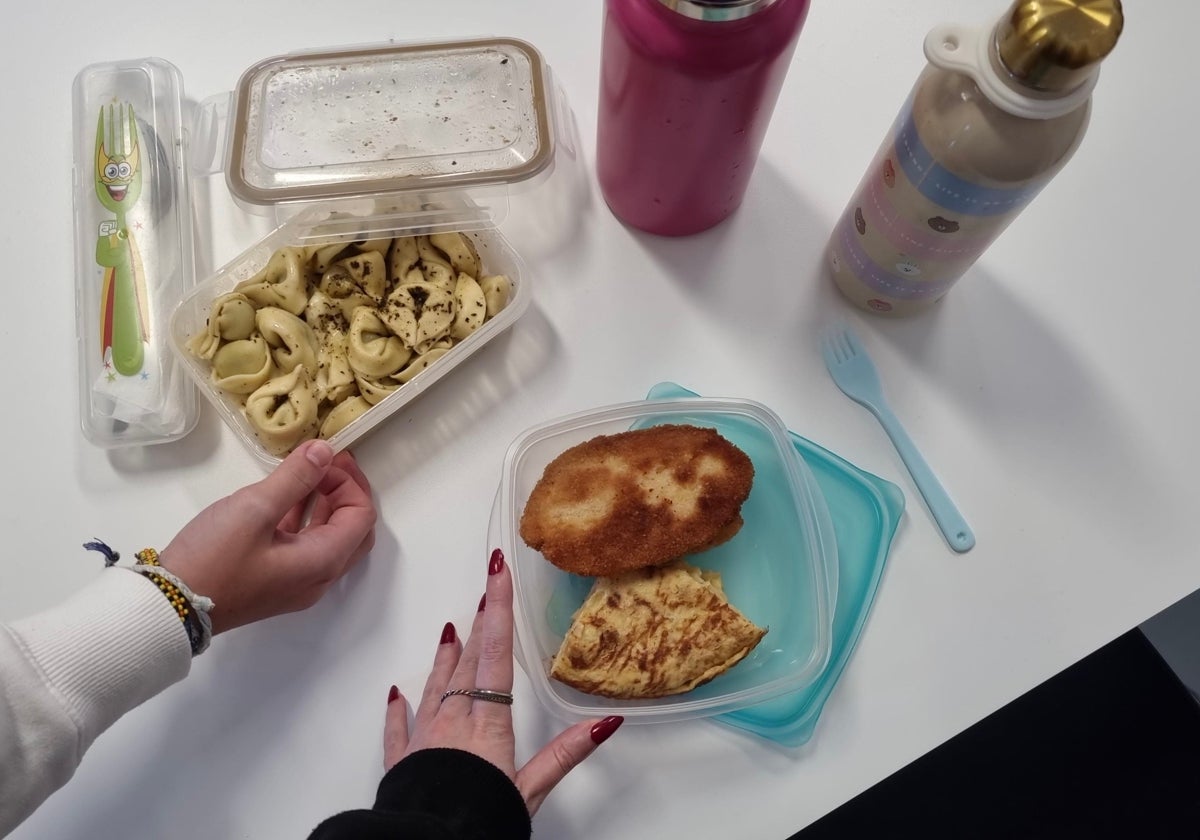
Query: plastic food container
xmin=170 ymin=216 xmax=530 ymax=468
xmin=72 ymin=59 xmax=200 ymax=447
xmin=75 ymin=38 xmax=561 ymax=460
xmin=489 ymin=397 xmax=839 ymax=724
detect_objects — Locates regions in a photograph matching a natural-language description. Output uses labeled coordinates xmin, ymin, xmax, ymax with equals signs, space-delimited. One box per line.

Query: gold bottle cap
xmin=996 ymin=0 xmax=1124 ymax=93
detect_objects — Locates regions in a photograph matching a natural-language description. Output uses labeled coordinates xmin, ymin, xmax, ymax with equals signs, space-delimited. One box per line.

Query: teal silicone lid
xmin=646 ymin=383 xmax=905 ymax=747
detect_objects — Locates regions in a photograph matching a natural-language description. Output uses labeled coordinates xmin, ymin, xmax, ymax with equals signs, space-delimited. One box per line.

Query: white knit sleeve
xmin=0 ymin=569 xmax=191 ymax=836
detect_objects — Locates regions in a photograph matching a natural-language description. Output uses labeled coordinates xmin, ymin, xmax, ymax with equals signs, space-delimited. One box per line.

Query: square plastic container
xmin=158 ymin=38 xmax=559 ymax=466
xmin=72 ymin=59 xmax=200 ymax=447
xmin=170 ymin=213 xmax=530 ymax=468
xmin=490 ymin=397 xmax=839 ymax=725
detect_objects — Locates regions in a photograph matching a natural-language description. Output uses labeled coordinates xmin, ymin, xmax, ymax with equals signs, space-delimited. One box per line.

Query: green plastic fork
xmin=821 ymin=325 xmax=975 ymax=553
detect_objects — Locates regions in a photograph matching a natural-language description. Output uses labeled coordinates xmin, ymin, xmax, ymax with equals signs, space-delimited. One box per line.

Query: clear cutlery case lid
xmin=72 ymin=58 xmax=199 ymax=448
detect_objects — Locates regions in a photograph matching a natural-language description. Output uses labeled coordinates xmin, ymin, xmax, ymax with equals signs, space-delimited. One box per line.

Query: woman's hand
xmin=161 ymin=439 xmax=377 ymax=634
xmin=384 ymin=549 xmax=623 ymax=816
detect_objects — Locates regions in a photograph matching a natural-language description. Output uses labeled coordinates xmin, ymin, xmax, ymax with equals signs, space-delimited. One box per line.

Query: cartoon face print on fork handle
xmin=94 ymin=102 xmax=148 ymax=376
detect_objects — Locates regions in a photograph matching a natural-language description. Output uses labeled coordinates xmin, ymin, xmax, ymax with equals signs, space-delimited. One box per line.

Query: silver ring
xmin=440 ymin=688 xmax=514 ymax=706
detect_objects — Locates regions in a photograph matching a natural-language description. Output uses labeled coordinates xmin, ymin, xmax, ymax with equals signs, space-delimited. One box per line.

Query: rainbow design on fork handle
xmin=94 ymin=102 xmax=149 ymax=376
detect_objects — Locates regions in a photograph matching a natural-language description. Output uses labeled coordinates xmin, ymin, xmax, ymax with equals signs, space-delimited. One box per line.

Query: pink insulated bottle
xmin=596 ymin=0 xmax=811 ymax=236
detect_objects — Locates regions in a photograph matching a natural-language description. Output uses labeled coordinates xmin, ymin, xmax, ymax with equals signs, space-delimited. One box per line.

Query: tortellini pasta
xmin=354 ymin=371 xmax=400 ymax=406
xmin=337 ymin=251 xmax=388 ymax=304
xmin=306 ymin=292 xmax=357 ymax=406
xmin=211 ymin=293 xmax=258 ymax=341
xmin=417 ymin=235 xmax=453 ymax=270
xmin=187 ymin=230 xmax=512 ymax=455
xmin=234 ymin=247 xmax=309 ymax=315
xmin=186 ymin=292 xmax=258 ymax=360
xmin=348 ymin=307 xmax=411 ymax=378
xmin=450 ymin=273 xmax=486 ymax=341
xmin=350 ymin=236 xmax=392 ymax=257
xmin=429 ymin=232 xmax=481 ymax=279
xmin=381 ymin=282 xmax=456 ymax=353
xmin=480 ymin=275 xmax=513 ymax=319
xmin=256 ymin=307 xmax=319 ymax=375
xmin=211 ymin=335 xmax=273 ymax=395
xmin=307 ymin=241 xmax=349 ymax=274
xmin=244 ymin=365 xmax=319 ymax=456
xmin=388 ymin=235 xmax=419 ymax=280
xmin=420 ymin=261 xmax=456 ymax=294
xmin=320 ymin=395 xmax=373 ymax=439
xmin=319 ymin=263 xmax=376 ymax=322
xmin=395 ymin=346 xmax=451 ymax=384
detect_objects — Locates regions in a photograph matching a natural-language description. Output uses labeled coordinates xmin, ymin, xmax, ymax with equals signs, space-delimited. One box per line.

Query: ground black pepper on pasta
xmin=187 ymin=231 xmax=512 ymax=456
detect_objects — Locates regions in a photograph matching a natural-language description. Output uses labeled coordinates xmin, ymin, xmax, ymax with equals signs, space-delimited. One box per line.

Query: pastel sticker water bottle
xmin=828 ymin=0 xmax=1124 ymax=316
xmin=596 ymin=0 xmax=811 ymax=236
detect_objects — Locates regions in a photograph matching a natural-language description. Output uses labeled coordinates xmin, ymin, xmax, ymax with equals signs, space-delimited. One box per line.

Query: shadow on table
xmin=855 ymin=267 xmax=1177 ymax=538
xmin=619 ymin=157 xmax=842 ymax=341
xmin=525 ymin=705 xmax=825 ymax=837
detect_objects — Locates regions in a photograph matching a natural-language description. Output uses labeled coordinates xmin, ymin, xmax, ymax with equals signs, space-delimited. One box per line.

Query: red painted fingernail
xmin=590 ymin=715 xmax=624 ymax=745
xmin=477 ymin=593 xmax=487 ymax=612
xmin=440 ymin=622 xmax=456 ymax=645
xmin=488 ymin=548 xmax=505 ymax=576
xmin=387 ymin=685 xmax=400 ymax=705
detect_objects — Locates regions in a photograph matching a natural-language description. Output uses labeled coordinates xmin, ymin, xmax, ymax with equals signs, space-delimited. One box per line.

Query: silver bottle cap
xmin=657 ymin=0 xmax=781 ymax=22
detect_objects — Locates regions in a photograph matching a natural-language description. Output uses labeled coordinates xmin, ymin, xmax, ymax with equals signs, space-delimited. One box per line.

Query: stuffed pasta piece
xmin=244 ymin=365 xmax=319 ymax=456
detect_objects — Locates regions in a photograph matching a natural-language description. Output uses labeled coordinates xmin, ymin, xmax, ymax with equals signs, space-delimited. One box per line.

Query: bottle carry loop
xmin=923 ymin=24 xmax=1098 ymax=121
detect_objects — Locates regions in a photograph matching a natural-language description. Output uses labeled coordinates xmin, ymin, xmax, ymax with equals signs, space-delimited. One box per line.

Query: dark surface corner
xmin=790 ymin=630 xmax=1200 ymax=840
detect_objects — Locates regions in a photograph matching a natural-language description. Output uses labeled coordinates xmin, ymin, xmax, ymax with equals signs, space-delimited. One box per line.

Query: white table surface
xmin=5 ymin=1 xmax=1198 ymax=837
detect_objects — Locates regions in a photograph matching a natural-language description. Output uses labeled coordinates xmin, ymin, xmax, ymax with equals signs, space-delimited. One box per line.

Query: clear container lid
xmin=226 ymin=38 xmax=555 ymax=208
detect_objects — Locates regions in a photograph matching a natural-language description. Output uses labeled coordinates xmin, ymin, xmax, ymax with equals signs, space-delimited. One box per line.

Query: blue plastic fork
xmin=820 ymin=324 xmax=975 ymax=553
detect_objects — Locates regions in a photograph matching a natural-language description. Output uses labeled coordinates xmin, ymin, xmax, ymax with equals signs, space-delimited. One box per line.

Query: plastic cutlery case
xmin=72 ymin=59 xmax=199 ymax=447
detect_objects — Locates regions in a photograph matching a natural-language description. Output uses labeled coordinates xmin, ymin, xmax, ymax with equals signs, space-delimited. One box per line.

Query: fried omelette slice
xmin=550 ymin=561 xmax=767 ymax=699
xmin=519 ymin=424 xmax=754 ymax=576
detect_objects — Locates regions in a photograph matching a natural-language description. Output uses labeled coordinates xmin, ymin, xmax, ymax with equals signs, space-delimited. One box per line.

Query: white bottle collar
xmin=924 ymin=24 xmax=1097 ymax=120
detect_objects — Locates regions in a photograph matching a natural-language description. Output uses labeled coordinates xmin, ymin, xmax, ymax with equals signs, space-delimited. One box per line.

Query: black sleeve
xmin=307 ymin=748 xmax=532 ymax=840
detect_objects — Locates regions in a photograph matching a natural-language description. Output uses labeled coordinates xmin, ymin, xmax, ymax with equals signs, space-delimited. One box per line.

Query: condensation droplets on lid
xmin=227 ymin=38 xmax=554 ymax=205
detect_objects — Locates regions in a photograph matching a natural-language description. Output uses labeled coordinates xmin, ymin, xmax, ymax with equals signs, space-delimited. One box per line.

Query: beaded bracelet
xmin=84 ymin=540 xmax=214 ymax=657
xmin=132 ymin=548 xmax=214 ymax=657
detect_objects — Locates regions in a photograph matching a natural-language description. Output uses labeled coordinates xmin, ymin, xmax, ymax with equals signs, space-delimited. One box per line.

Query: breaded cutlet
xmin=518 ymin=424 xmax=754 ymax=577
